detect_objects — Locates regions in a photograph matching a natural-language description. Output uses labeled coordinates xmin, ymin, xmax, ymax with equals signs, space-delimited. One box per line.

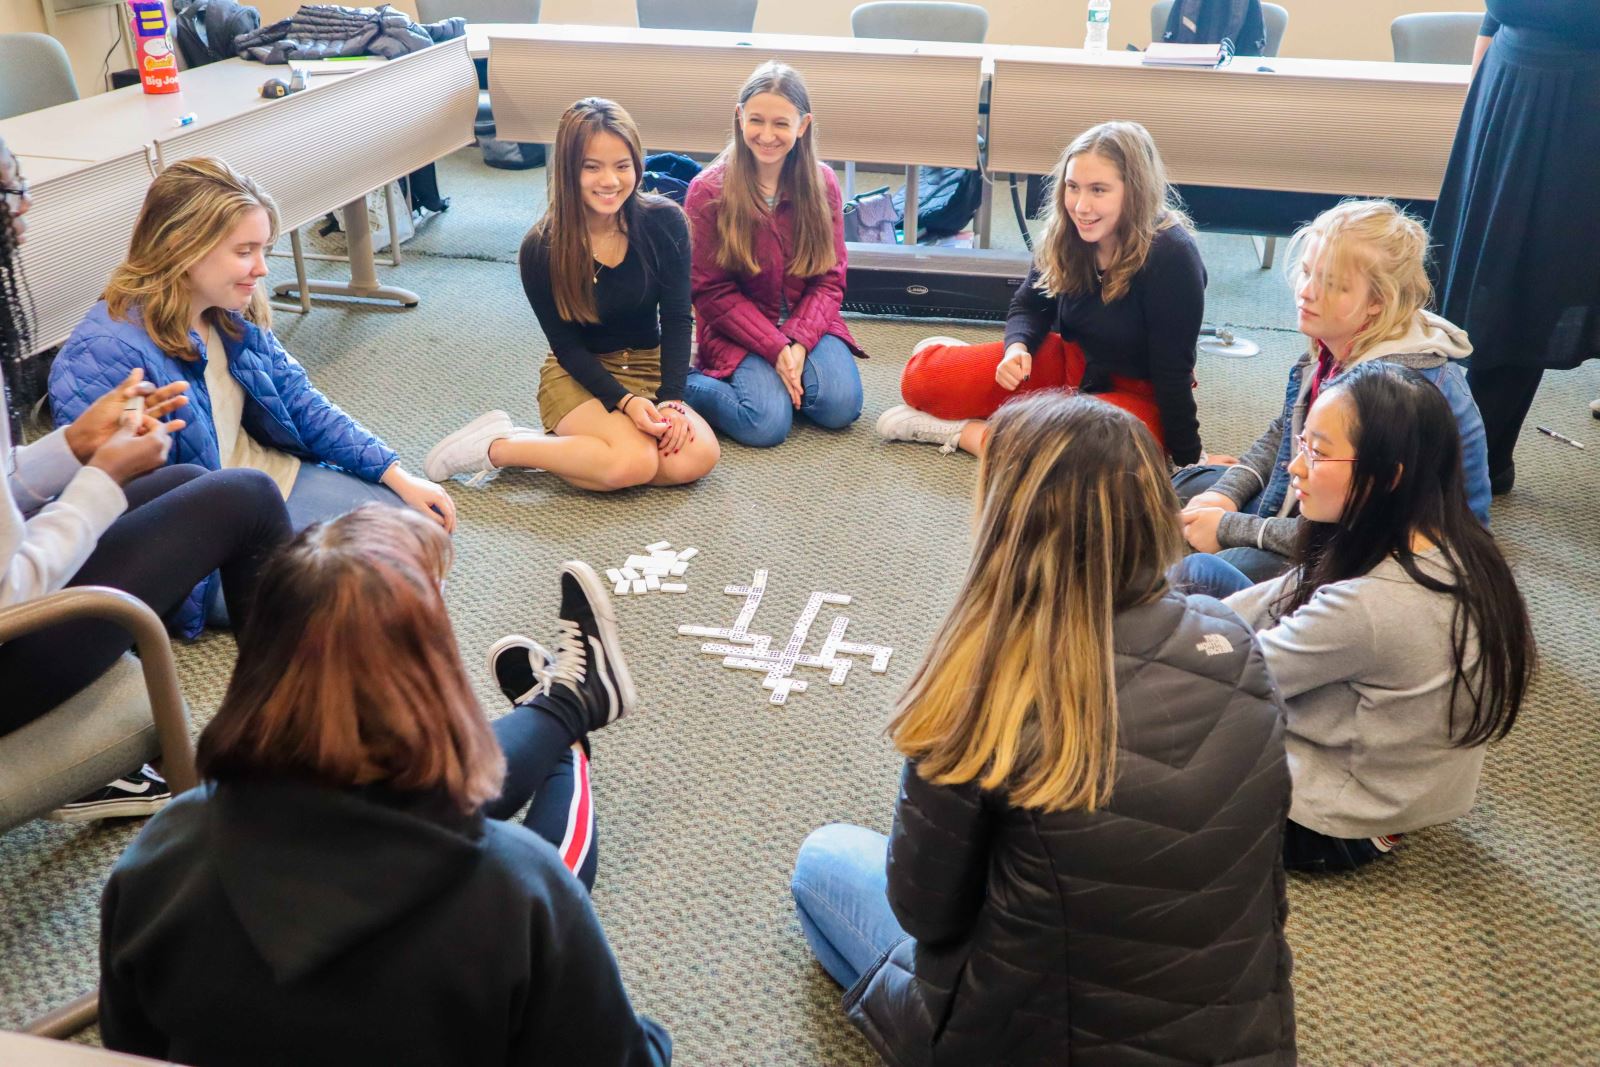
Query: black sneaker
xmin=46 ymin=765 xmax=171 ymax=823
xmin=543 ymin=560 xmax=637 ymax=735
xmin=486 ymin=633 xmax=555 ymax=706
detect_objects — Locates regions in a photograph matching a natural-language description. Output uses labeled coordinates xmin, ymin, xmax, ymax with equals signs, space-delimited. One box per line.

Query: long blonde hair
xmin=1033 ymin=121 xmax=1189 ymax=303
xmin=713 ymin=61 xmax=836 ymax=278
xmin=104 ymin=157 xmax=277 ymax=360
xmin=1285 ymin=199 xmax=1433 ymax=362
xmin=532 ymin=97 xmax=648 ymax=325
xmin=889 ymin=393 xmax=1183 ymax=813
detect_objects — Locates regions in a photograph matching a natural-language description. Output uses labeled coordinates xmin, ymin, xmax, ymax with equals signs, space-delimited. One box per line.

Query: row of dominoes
xmin=607 ymin=542 xmax=698 ymax=597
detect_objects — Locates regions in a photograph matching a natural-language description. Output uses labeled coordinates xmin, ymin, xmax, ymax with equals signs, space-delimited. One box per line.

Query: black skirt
xmin=1430 ymin=24 xmax=1600 ymax=371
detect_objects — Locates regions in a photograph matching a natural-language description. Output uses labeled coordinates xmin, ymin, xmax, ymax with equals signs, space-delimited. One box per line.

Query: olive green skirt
xmin=537 ymin=347 xmax=662 ymax=431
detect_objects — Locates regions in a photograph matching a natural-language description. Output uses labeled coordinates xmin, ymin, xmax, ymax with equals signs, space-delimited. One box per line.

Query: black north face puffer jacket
xmin=845 ymin=591 xmax=1296 ymax=1066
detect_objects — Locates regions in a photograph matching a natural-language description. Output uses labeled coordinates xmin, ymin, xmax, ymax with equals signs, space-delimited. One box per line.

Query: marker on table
xmin=1536 ymin=426 xmax=1586 ymax=450
xmin=173 ymin=112 xmax=197 ymax=127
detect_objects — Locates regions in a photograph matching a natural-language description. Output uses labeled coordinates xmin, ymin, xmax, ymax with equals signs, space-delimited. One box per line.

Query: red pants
xmin=900 ymin=334 xmax=1166 ymax=449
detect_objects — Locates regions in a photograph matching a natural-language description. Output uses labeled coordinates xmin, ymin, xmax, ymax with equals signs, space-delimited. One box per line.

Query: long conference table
xmin=0 ymin=38 xmax=477 ymax=357
xmin=2 ymin=24 xmax=1471 ymax=357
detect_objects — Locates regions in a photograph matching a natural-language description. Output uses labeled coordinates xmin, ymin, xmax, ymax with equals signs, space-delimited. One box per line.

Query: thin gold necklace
xmin=590 ymin=228 xmax=622 ymax=284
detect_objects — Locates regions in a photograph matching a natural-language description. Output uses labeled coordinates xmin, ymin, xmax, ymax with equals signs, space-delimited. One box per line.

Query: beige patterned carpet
xmin=2 ymin=148 xmax=1597 ymax=1063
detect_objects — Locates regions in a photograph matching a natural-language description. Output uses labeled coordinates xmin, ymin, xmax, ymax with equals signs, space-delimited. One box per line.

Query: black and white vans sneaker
xmin=542 ymin=560 xmax=637 ymax=737
xmin=46 ymin=765 xmax=171 ymax=823
xmin=486 ymin=633 xmax=555 ymax=707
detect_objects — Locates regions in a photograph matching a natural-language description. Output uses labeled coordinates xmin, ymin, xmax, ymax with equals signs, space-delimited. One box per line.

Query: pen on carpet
xmin=1536 ymin=426 xmax=1585 ymax=450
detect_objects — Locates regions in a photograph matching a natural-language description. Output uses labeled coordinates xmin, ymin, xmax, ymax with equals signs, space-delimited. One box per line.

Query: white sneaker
xmin=1590 ymin=397 xmax=1599 ymax=419
xmin=424 ymin=410 xmax=513 ymax=482
xmin=912 ymin=335 xmax=965 ymax=357
xmin=876 ymin=404 xmax=966 ymax=454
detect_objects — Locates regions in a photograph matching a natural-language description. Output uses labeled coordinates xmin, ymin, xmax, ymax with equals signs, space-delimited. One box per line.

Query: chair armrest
xmin=0 ymin=587 xmax=196 ymax=793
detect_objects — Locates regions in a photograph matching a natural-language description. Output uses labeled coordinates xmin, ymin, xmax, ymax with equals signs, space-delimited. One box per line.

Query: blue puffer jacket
xmin=50 ymin=302 xmax=398 ymax=636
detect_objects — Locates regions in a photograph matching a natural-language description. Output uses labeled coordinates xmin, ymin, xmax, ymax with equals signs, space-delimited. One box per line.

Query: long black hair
xmin=1 ymin=145 xmax=33 ymax=440
xmin=0 ymin=151 xmax=31 ymax=368
xmin=1278 ymin=362 xmax=1535 ymax=746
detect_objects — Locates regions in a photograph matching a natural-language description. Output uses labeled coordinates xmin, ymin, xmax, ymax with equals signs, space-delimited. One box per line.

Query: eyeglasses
xmin=1294 ymin=433 xmax=1357 ymax=472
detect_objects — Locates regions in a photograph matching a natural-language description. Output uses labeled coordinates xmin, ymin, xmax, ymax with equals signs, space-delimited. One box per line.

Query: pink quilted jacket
xmin=685 ymin=160 xmax=864 ymax=379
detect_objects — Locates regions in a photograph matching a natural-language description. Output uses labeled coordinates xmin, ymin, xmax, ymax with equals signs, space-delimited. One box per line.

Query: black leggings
xmin=0 ymin=464 xmax=291 ymax=734
xmin=487 ymin=701 xmax=599 ymax=890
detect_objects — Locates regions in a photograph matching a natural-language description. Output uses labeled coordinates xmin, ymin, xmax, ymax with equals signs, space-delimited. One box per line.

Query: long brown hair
xmin=531 ymin=97 xmax=648 ymax=324
xmin=1034 ymin=121 xmax=1190 ymax=303
xmin=889 ymin=393 xmax=1184 ymax=812
xmin=713 ymin=61 xmax=835 ymax=278
xmin=104 ymin=157 xmax=276 ymax=360
xmin=197 ymin=505 xmax=506 ymax=814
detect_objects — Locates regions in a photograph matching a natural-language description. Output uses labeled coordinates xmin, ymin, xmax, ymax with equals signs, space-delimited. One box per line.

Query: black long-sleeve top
xmin=518 ymin=197 xmax=692 ymax=410
xmin=1003 ymin=223 xmax=1207 ymax=465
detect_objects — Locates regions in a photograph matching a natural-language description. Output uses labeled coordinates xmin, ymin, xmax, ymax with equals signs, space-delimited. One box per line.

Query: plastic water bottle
xmin=1085 ymin=0 xmax=1111 ymax=55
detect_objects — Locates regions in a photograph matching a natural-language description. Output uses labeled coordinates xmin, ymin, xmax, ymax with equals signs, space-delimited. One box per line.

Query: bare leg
xmin=957 ymin=419 xmax=987 ymax=457
xmin=489 ymin=399 xmax=660 ymax=492
xmin=650 ymin=405 xmax=721 ymax=486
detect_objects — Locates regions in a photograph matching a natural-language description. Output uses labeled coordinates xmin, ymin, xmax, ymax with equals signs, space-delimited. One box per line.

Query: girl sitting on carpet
xmin=793 ymin=392 xmax=1295 ymax=1065
xmin=426 ymin=97 xmax=719 ymax=490
xmin=1178 ymin=362 xmax=1535 ymax=872
xmin=100 ymin=505 xmax=669 ymax=1066
xmin=0 ymin=139 xmax=289 ymax=822
xmin=1174 ymin=198 xmax=1490 ymax=583
xmin=681 ymin=61 xmax=864 ymax=447
xmin=877 ymin=121 xmax=1208 ymax=466
xmin=49 ymin=158 xmax=453 ymax=542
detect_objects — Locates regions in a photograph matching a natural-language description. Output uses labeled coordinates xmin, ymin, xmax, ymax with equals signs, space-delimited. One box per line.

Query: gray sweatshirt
xmin=1225 ymin=549 xmax=1487 ymax=839
xmin=1211 ymin=311 xmax=1473 ymax=557
xmin=2 ymin=417 xmax=127 ymax=611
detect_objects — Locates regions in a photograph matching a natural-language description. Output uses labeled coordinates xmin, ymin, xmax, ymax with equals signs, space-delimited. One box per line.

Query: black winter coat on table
xmin=100 ymin=780 xmax=670 ymax=1067
xmin=845 ymin=591 xmax=1296 ymax=1066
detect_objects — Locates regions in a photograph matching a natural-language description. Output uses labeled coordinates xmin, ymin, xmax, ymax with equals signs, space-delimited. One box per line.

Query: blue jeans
xmin=1172 ymin=552 xmax=1257 ymax=600
xmin=791 ymin=824 xmax=908 ymax=990
xmin=1170 ymin=464 xmax=1293 ymax=585
xmin=684 ymin=335 xmax=863 ymax=447
xmin=285 ymin=461 xmax=404 ymax=530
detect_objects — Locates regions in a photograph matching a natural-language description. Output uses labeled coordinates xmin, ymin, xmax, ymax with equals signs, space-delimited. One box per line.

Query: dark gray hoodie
xmin=100 ymin=779 xmax=670 ymax=1066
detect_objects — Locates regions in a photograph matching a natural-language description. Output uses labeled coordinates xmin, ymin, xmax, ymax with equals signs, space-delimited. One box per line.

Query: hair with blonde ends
xmin=197 ymin=506 xmax=506 ymax=814
xmin=104 ymin=157 xmax=277 ymax=360
xmin=714 ymin=61 xmax=836 ymax=278
xmin=534 ymin=97 xmax=648 ymax=324
xmin=1033 ymin=121 xmax=1190 ymax=304
xmin=1285 ymin=199 xmax=1433 ymax=362
xmin=889 ymin=394 xmax=1184 ymax=813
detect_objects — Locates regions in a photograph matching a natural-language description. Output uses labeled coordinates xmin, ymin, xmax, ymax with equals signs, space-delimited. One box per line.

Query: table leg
xmin=271 ymin=196 xmax=420 ymax=308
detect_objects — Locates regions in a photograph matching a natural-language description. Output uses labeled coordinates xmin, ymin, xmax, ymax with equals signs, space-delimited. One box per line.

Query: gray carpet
xmin=3 ymin=148 xmax=1598 ymax=1064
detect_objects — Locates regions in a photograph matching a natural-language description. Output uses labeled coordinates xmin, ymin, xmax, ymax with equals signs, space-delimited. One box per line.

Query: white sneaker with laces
xmin=876 ymin=404 xmax=967 ymax=454
xmin=424 ymin=410 xmax=513 ymax=483
xmin=912 ymin=335 xmax=966 ymax=357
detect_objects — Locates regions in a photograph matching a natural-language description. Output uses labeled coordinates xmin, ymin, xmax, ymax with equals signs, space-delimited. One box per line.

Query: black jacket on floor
xmin=845 ymin=591 xmax=1296 ymax=1066
xmin=100 ymin=779 xmax=670 ymax=1067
